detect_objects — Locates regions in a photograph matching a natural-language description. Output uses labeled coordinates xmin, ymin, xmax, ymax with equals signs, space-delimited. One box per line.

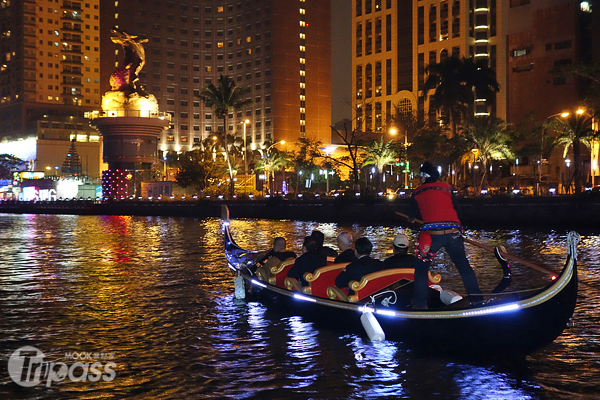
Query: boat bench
xmin=282 ymin=263 xmax=350 ymax=297
xmin=327 ymin=268 xmax=441 ymax=303
xmin=257 ymin=255 xmax=338 ymax=288
xmin=255 ymin=257 xmax=296 ymax=287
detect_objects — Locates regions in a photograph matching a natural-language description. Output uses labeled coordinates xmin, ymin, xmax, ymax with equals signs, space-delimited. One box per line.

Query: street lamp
xmin=591 ymin=116 xmax=599 ymax=188
xmin=242 ymin=119 xmax=250 ymax=193
xmin=564 ymin=158 xmax=572 ymax=194
xmin=389 ymin=126 xmax=411 ymax=189
xmin=321 ymin=146 xmax=336 ymax=194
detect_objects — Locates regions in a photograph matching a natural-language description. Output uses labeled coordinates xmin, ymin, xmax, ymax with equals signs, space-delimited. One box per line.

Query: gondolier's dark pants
xmin=414 ymin=232 xmax=482 ymax=309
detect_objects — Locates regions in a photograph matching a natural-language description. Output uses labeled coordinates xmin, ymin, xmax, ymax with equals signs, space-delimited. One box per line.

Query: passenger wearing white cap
xmin=382 ymin=233 xmax=417 ymax=269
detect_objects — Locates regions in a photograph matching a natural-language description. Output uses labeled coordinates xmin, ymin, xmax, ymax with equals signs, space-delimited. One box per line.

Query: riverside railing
xmin=86 ymin=110 xmax=172 ymax=121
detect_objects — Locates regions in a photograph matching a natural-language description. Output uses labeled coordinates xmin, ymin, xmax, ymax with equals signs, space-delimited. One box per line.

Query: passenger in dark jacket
xmin=334 ymin=232 xmax=356 ymax=263
xmin=335 ymin=237 xmax=383 ymax=294
xmin=311 ymin=230 xmax=339 ymax=258
xmin=287 ymin=236 xmax=328 ymax=286
xmin=271 ymin=236 xmax=297 ymax=262
xmin=382 ymin=233 xmax=416 ymax=269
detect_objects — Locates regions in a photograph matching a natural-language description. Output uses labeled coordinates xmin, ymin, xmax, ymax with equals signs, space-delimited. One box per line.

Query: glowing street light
xmin=242 ymin=119 xmax=250 ymax=193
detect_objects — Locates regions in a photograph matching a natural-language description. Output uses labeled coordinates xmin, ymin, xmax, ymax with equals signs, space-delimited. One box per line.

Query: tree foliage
xmin=424 ymin=56 xmax=500 ymax=135
xmin=175 ymin=147 xmax=221 ymax=192
xmin=544 ymin=112 xmax=596 ymax=194
xmin=460 ymin=116 xmax=515 ymax=193
xmin=330 ymin=120 xmax=369 ymax=188
xmin=362 ymin=137 xmax=397 ymax=191
xmin=0 ymin=154 xmax=25 ymax=179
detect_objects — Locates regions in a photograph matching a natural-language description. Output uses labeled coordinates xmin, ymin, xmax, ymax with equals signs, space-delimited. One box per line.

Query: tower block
xmin=89 ymin=28 xmax=170 ymax=199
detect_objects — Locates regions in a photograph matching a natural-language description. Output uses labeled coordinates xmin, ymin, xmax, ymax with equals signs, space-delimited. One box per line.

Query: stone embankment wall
xmin=1 ymin=196 xmax=598 ymax=229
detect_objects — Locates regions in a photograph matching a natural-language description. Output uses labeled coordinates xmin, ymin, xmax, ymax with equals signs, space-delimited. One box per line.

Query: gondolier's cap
xmin=393 ymin=233 xmax=409 ymax=249
xmin=420 ymin=161 xmax=439 ymax=180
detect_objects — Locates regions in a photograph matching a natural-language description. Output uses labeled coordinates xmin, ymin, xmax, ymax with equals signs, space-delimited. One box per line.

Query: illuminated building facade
xmin=0 ymin=0 xmax=104 ymax=179
xmin=352 ymin=0 xmax=598 ymax=189
xmin=352 ymin=0 xmax=596 ymax=130
xmin=351 ymin=0 xmax=507 ymax=132
xmin=100 ymin=0 xmax=332 ymax=155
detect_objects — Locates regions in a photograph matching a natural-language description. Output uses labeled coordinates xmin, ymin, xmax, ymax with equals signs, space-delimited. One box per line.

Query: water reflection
xmin=0 ymin=215 xmax=598 ymax=399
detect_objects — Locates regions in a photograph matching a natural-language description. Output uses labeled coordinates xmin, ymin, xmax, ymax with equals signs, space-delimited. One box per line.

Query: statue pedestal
xmin=90 ymin=114 xmax=170 ymax=198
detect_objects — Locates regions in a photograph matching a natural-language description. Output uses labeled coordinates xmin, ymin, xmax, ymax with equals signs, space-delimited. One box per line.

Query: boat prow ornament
xmin=567 ymin=231 xmax=580 ymax=260
xmin=222 ymin=206 xmax=580 ymax=356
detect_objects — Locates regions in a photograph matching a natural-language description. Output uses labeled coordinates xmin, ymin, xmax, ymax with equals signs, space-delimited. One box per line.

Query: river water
xmin=0 ymin=214 xmax=599 ymax=399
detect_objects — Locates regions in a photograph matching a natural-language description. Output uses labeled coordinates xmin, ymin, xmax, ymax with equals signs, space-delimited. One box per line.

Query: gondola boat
xmin=222 ymin=206 xmax=579 ymax=356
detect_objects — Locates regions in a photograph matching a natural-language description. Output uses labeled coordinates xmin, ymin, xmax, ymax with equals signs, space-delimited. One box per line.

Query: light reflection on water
xmin=0 ymin=214 xmax=598 ymax=399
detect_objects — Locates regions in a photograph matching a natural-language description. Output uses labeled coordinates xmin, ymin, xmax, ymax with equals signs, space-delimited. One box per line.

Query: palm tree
xmin=198 ymin=75 xmax=252 ymax=197
xmin=545 ymin=111 xmax=596 ymax=194
xmin=253 ymin=149 xmax=289 ymax=194
xmin=362 ymin=137 xmax=397 ymax=191
xmin=462 ymin=57 xmax=501 ymax=116
xmin=460 ymin=116 xmax=514 ymax=194
xmin=424 ymin=57 xmax=500 ymax=136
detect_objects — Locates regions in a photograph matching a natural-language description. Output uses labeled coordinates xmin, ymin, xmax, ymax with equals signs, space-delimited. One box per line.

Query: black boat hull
xmin=223 ymin=208 xmax=579 ymax=356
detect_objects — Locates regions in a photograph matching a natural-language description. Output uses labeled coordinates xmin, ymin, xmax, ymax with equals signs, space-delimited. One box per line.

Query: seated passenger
xmin=382 ymin=233 xmax=417 ymax=269
xmin=271 ymin=237 xmax=297 ymax=262
xmin=257 ymin=237 xmax=297 ymax=280
xmin=287 ymin=236 xmax=328 ymax=286
xmin=334 ymin=232 xmax=356 ymax=263
xmin=335 ymin=237 xmax=383 ymax=293
xmin=311 ymin=230 xmax=339 ymax=258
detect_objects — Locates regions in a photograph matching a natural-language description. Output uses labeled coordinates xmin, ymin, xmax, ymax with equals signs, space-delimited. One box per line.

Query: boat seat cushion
xmin=302 ymin=263 xmax=349 ymax=298
xmin=327 ymin=269 xmax=441 ymax=302
xmin=269 ymin=258 xmax=296 ymax=287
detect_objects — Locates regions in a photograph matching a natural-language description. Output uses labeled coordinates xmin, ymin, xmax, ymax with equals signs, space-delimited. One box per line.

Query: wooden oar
xmin=394 ymin=211 xmax=559 ymax=278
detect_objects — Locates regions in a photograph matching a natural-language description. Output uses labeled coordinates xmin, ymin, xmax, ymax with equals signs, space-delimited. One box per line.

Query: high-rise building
xmin=504 ymin=0 xmax=594 ymax=125
xmin=0 ymin=0 xmax=104 ymax=179
xmin=352 ymin=0 xmax=598 ymax=189
xmin=352 ymin=0 xmax=417 ymax=133
xmin=352 ymin=0 xmax=596 ymax=130
xmin=352 ymin=0 xmax=506 ymax=132
xmin=100 ymin=0 xmax=332 ymax=155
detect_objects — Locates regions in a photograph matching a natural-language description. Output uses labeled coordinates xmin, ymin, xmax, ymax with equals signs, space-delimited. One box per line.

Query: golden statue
xmin=110 ymin=28 xmax=148 ymax=95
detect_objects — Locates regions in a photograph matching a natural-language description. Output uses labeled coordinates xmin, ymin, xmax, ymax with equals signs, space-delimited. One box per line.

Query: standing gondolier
xmin=408 ymin=162 xmax=482 ymax=309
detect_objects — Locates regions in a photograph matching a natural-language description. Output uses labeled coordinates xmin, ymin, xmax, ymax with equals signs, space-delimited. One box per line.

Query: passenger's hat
xmin=393 ymin=233 xmax=409 ymax=248
xmin=420 ymin=161 xmax=440 ymax=180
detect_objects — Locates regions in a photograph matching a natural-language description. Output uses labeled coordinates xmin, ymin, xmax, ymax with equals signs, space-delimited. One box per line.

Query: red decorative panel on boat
xmin=303 ymin=263 xmax=349 ymax=298
xmin=269 ymin=259 xmax=296 ymax=288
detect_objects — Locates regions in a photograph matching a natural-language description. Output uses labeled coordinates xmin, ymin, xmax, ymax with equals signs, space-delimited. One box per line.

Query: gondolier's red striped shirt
xmin=412 ymin=182 xmax=461 ymax=225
